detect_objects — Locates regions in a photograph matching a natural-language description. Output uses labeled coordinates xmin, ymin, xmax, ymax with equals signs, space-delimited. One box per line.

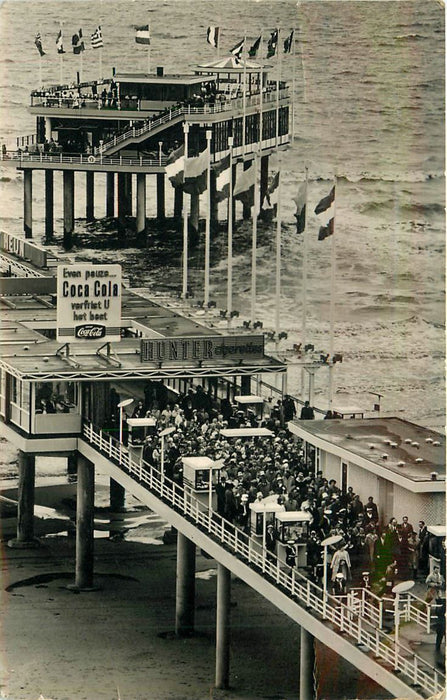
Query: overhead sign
xmin=56 ymin=264 xmax=122 ymax=342
xmin=140 ymin=334 xmax=264 ymax=363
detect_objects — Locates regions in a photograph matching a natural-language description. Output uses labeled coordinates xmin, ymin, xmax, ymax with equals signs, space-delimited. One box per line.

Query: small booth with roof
xmin=182 ymin=456 xmax=221 ymax=513
xmin=233 ymin=395 xmax=265 ymax=425
xmin=275 ymin=511 xmax=313 ymax=569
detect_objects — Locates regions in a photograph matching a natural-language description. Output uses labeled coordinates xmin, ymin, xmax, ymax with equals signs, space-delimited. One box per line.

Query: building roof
xmin=114 ymin=73 xmax=208 ymax=86
xmin=288 ymin=417 xmax=445 ymax=489
xmin=196 ymin=56 xmax=264 ymax=72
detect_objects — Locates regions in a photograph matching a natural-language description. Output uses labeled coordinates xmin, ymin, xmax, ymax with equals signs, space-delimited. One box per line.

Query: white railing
xmin=1 ymin=152 xmax=167 ymax=168
xmin=81 ymin=420 xmax=444 ymax=698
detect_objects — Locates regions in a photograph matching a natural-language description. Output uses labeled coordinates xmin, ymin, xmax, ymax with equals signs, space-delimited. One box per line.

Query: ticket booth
xmin=275 ymin=511 xmax=312 ymax=568
xmin=427 ymin=525 xmax=446 ymax=575
xmin=249 ymin=498 xmax=285 ymax=539
xmin=182 ymin=456 xmax=220 ymax=513
xmin=126 ymin=417 xmax=157 ymax=447
xmin=234 ymin=395 xmax=265 ymax=425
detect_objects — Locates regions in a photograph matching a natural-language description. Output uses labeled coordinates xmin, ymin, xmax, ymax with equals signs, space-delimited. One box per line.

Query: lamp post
xmin=158 ymin=141 xmax=163 ymax=166
xmin=117 ymin=398 xmax=133 ymax=445
xmin=321 ymin=534 xmax=343 ymax=619
xmin=159 ymin=425 xmax=176 ymax=479
xmin=392 ymin=579 xmax=415 ymax=670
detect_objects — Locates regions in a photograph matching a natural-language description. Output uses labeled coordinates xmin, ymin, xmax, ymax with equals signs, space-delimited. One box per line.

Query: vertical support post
xmin=175 ymin=533 xmax=196 ymax=636
xmin=44 ymin=169 xmax=54 ymax=242
xmin=125 ymin=173 xmax=133 ymax=217
xmin=63 ymin=170 xmax=75 ymax=249
xmin=23 ymin=169 xmax=33 ymax=238
xmin=300 ymin=627 xmax=315 ymax=700
xmin=260 ymin=154 xmax=269 ymax=207
xmin=73 ymin=454 xmax=95 ymax=590
xmin=156 ymin=172 xmax=165 ymax=221
xmin=231 ymin=163 xmax=237 ymax=227
xmin=8 ymin=452 xmax=37 ymax=548
xmin=242 ymin=160 xmax=251 ymax=220
xmin=106 ymin=172 xmax=115 ymax=217
xmin=240 ymin=375 xmax=251 ymax=396
xmin=110 ymin=478 xmax=125 ymax=512
xmin=182 ymin=123 xmax=190 ymax=297
xmin=136 ymin=172 xmax=146 ymax=234
xmin=174 ymin=186 xmax=183 ymax=219
xmin=190 ymin=193 xmax=200 ymax=234
xmin=210 ymin=168 xmax=218 ymax=230
xmin=215 ymin=563 xmax=231 ymax=690
xmin=117 ymin=172 xmax=127 ymax=226
xmin=204 ymin=129 xmax=212 ymax=306
xmin=86 ymin=171 xmax=95 ymax=222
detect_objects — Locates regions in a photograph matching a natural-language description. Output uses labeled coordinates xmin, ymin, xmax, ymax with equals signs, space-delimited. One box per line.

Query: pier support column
xmin=156 ymin=173 xmax=165 ymax=221
xmin=240 ymin=375 xmax=251 ymax=395
xmin=63 ymin=170 xmax=75 ymax=249
xmin=86 ymin=171 xmax=95 ymax=222
xmin=117 ymin=173 xmax=127 ymax=225
xmin=175 ymin=533 xmax=196 ymax=636
xmin=45 ymin=170 xmax=54 ymax=242
xmin=215 ymin=563 xmax=231 ymax=690
xmin=106 ymin=172 xmax=115 ymax=217
xmin=23 ymin=169 xmax=32 ymax=238
xmin=8 ymin=452 xmax=38 ymax=548
xmin=242 ymin=161 xmax=251 ymax=220
xmin=190 ymin=193 xmax=200 ymax=233
xmin=136 ymin=172 xmax=146 ymax=235
xmin=125 ymin=173 xmax=133 ymax=217
xmin=260 ymin=154 xmax=269 ymax=205
xmin=72 ymin=454 xmax=96 ymax=591
xmin=174 ymin=186 xmax=183 ymax=219
xmin=210 ymin=169 xmax=218 ymax=231
xmin=300 ymin=627 xmax=315 ymax=700
xmin=110 ymin=478 xmax=125 ymax=512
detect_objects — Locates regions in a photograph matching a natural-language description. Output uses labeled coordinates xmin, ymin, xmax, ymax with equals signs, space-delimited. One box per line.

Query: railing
xmin=0 ymin=253 xmax=44 ymax=278
xmin=94 ymin=88 xmax=290 ymax=156
xmin=0 ymin=152 xmax=168 ymax=168
xmin=82 ymin=420 xmax=444 ymax=698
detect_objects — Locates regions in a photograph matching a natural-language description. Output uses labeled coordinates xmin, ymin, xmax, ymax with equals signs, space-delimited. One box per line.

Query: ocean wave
xmin=357 ymin=200 xmax=444 ymax=216
xmin=394 ymin=33 xmax=427 ymax=41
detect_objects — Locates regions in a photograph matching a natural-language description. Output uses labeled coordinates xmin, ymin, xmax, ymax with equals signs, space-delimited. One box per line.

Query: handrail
xmin=1 ymin=152 xmax=168 ymax=168
xmin=82 ymin=420 xmax=444 ymax=698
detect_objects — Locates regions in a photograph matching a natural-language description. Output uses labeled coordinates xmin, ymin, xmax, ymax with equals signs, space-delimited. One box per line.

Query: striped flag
xmin=234 ymin=162 xmax=255 ymax=208
xmin=283 ymin=29 xmax=294 ymax=54
xmin=183 ymin=148 xmax=208 ymax=195
xmin=230 ymin=38 xmax=244 ymax=63
xmin=206 ymin=26 xmax=219 ymax=48
xmin=266 ymin=29 xmax=278 ymax=58
xmin=248 ymin=35 xmax=261 ymax=57
xmin=315 ymin=186 xmax=335 ymax=240
xmin=72 ymin=29 xmax=85 ymax=54
xmin=212 ymin=154 xmax=231 ymax=201
xmin=91 ymin=26 xmax=104 ymax=49
xmin=293 ymin=181 xmax=307 ymax=234
xmin=56 ymin=29 xmax=65 ymax=54
xmin=35 ymin=32 xmax=45 ymax=57
xmin=165 ymin=145 xmax=185 ymax=188
xmin=135 ymin=25 xmax=150 ymax=44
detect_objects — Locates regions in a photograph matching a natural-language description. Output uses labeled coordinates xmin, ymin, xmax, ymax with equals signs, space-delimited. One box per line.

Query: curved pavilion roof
xmin=196 ymin=56 xmax=267 ymax=73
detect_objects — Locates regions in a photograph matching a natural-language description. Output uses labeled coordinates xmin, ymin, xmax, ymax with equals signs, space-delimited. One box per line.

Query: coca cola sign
xmin=75 ymin=324 xmax=106 ymax=339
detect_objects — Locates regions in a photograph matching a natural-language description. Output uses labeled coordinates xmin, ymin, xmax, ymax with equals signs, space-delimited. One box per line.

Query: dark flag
xmin=314 ymin=186 xmax=335 ymax=215
xmin=315 ymin=185 xmax=335 ymax=240
xmin=72 ymin=29 xmax=85 ymax=54
xmin=318 ymin=218 xmax=334 ymax=241
xmin=35 ymin=32 xmax=45 ymax=56
xmin=283 ymin=29 xmax=294 ymax=54
xmin=266 ymin=29 xmax=278 ymax=58
xmin=248 ymin=35 xmax=261 ymax=57
xmin=230 ymin=38 xmax=244 ymax=63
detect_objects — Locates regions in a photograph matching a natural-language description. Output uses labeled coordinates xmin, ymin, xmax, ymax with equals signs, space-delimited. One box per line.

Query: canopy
xmin=196 ymin=56 xmax=263 ymax=73
xmin=220 ymin=428 xmax=274 ymax=438
xmin=182 ymin=456 xmax=215 ymax=471
xmin=126 ymin=417 xmax=157 ymax=427
xmin=234 ymin=395 xmax=264 ymax=405
xmin=275 ymin=511 xmax=313 ymax=523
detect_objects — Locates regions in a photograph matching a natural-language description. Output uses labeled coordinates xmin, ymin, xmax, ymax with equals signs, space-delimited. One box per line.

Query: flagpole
xmin=182 ymin=124 xmax=190 ymax=298
xmin=291 ymin=28 xmax=296 ymax=141
xmin=59 ymin=22 xmax=63 ymax=85
xmin=147 ymin=17 xmax=151 ymax=74
xmin=274 ymin=28 xmax=282 ymax=346
xmin=301 ymin=167 xmax=309 ymax=398
xmin=39 ymin=27 xmax=43 ymax=88
xmin=204 ymin=129 xmax=212 ymax=306
xmin=227 ymin=136 xmax=234 ymax=318
xmin=276 ymin=27 xmax=281 ymax=147
xmin=242 ymin=35 xmax=247 ymax=156
xmin=328 ymin=176 xmax=337 ymax=410
xmin=80 ymin=41 xmax=83 ymax=83
xmin=251 ymin=147 xmax=259 ymax=325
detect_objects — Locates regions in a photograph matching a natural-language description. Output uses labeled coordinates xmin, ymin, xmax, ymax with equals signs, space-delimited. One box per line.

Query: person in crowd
xmin=417 ymin=520 xmax=430 ymax=576
xmin=425 ymin=565 xmax=445 ymax=603
xmin=331 ymin=544 xmax=352 ymax=584
xmin=266 ymin=523 xmax=277 ymax=560
xmin=283 ymin=395 xmax=297 ymax=423
xmin=398 ymin=515 xmax=414 ymax=542
xmin=363 ymin=496 xmax=379 ymax=522
xmin=332 ymin=572 xmax=347 ymax=598
xmin=434 ymin=595 xmax=446 ymax=655
xmin=300 ymin=401 xmax=315 ymax=420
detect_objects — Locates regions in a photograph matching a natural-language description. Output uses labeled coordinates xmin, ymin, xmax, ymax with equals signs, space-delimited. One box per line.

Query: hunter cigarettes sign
xmin=57 ymin=264 xmax=122 ymax=342
xmin=140 ymin=335 xmax=265 ymax=363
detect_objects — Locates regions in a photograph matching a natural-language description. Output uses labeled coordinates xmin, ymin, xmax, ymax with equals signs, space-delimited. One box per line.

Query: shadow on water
xmin=5 ymin=571 xmax=139 ymax=592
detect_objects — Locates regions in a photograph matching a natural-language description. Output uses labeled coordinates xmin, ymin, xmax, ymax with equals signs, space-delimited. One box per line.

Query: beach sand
xmin=0 ymin=483 xmax=392 ymax=700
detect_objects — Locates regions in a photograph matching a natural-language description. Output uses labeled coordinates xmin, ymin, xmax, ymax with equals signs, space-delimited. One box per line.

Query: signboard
xmin=140 ymin=334 xmax=264 ymax=363
xmin=56 ymin=264 xmax=122 ymax=342
xmin=0 ymin=231 xmax=47 ymax=268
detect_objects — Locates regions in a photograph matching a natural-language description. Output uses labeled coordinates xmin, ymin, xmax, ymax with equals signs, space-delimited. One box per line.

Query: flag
xmin=91 ymin=26 xmax=103 ymax=49
xmin=135 ymin=25 xmax=150 ymax=44
xmin=230 ymin=38 xmax=244 ymax=63
xmin=293 ymin=181 xmax=307 ymax=234
xmin=266 ymin=29 xmax=278 ymax=58
xmin=248 ymin=35 xmax=261 ymax=57
xmin=283 ymin=29 xmax=294 ymax=54
xmin=261 ymin=171 xmax=279 ymax=219
xmin=206 ymin=26 xmax=219 ymax=48
xmin=233 ymin=162 xmax=255 ymax=208
xmin=183 ymin=148 xmax=208 ymax=195
xmin=315 ymin=185 xmax=335 ymax=240
xmin=212 ymin=154 xmax=230 ymax=201
xmin=165 ymin=145 xmax=185 ymax=188
xmin=56 ymin=29 xmax=65 ymax=54
xmin=35 ymin=32 xmax=45 ymax=57
xmin=72 ymin=29 xmax=85 ymax=54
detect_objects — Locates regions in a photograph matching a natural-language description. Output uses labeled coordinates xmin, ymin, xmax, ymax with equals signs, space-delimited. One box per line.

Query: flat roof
xmin=114 ymin=73 xmax=207 ymax=86
xmin=234 ymin=395 xmax=264 ymax=404
xmin=288 ymin=417 xmax=445 ymax=485
xmin=220 ymin=428 xmax=274 ymax=438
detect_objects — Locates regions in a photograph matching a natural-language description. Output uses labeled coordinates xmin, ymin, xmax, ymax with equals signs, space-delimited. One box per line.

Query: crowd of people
xmin=107 ymin=381 xmax=445 ymax=605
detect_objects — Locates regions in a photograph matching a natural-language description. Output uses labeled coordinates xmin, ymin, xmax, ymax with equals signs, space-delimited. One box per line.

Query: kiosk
xmin=275 ymin=511 xmax=313 ymax=568
xmin=126 ymin=417 xmax=157 ymax=446
xmin=234 ymin=395 xmax=265 ymax=425
xmin=427 ymin=525 xmax=446 ymax=575
xmin=182 ymin=456 xmax=220 ymax=513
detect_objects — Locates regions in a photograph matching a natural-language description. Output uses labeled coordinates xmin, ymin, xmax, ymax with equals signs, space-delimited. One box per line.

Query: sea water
xmin=0 ymin=0 xmax=444 ymax=437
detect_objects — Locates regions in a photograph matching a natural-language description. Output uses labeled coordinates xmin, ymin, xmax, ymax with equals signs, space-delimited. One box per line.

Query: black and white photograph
xmin=0 ymin=1 xmax=445 ymax=698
